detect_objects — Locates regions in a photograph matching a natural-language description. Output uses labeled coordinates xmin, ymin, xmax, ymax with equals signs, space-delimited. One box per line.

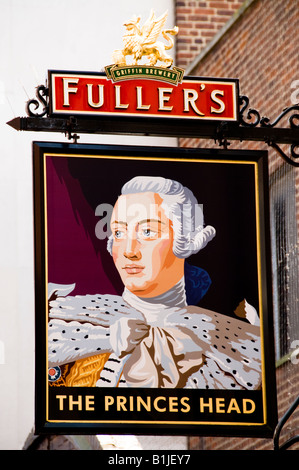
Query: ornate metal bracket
xmin=273 ymin=395 xmax=299 ymax=451
xmin=239 ymin=95 xmax=299 ymax=167
xmin=26 ymin=85 xmax=49 ymax=118
xmin=8 ymin=85 xmax=299 ymax=167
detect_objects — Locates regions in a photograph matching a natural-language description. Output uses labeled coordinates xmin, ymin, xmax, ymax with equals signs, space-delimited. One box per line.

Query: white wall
xmin=0 ymin=0 xmax=181 ymax=450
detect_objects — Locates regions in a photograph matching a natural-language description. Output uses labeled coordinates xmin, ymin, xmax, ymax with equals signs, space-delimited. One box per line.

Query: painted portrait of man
xmin=46 ymin=160 xmax=262 ymax=391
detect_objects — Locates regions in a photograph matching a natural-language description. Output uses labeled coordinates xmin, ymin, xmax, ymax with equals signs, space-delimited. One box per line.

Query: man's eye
xmin=140 ymin=228 xmax=157 ymax=239
xmin=114 ymin=230 xmax=124 ymax=239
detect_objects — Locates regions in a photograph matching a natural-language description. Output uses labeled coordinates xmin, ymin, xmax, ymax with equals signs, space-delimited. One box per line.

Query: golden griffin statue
xmin=112 ymin=10 xmax=179 ymax=68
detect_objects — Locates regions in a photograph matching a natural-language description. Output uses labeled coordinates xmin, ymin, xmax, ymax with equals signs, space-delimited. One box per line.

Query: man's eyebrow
xmin=111 ymin=219 xmax=166 ymax=226
xmin=138 ymin=219 xmax=165 ymax=225
xmin=111 ymin=220 xmax=127 ymax=226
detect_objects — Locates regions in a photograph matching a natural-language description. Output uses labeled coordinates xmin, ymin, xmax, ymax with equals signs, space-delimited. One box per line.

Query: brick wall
xmin=179 ymin=0 xmax=299 ymax=156
xmin=175 ymin=0 xmax=299 ymax=451
xmin=175 ymin=0 xmax=244 ymax=69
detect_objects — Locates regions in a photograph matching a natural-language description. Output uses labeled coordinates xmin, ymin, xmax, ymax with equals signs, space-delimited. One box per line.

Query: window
xmin=270 ymin=164 xmax=299 ymax=361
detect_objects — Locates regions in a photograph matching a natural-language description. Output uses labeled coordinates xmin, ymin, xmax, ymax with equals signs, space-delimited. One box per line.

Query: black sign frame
xmin=33 ymin=141 xmax=277 ymax=437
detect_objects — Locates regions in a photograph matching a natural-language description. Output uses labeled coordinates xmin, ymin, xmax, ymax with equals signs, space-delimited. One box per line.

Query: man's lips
xmin=122 ymin=265 xmax=145 ymax=274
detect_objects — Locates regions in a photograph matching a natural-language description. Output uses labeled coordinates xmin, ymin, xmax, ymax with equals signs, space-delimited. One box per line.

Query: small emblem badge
xmin=48 ymin=366 xmax=61 ymax=382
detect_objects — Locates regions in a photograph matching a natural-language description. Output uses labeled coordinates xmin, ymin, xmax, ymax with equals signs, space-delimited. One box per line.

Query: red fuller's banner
xmin=49 ymin=70 xmax=239 ymax=121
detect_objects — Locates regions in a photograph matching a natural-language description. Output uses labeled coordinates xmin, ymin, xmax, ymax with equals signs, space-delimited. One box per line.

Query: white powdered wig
xmin=107 ymin=176 xmax=216 ymax=259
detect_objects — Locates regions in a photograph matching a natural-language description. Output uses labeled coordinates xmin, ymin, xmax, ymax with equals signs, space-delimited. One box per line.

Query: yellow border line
xmin=43 ymin=152 xmax=265 ymax=426
xmin=47 ymin=419 xmax=265 ymax=426
xmin=254 ymin=163 xmax=267 ymax=425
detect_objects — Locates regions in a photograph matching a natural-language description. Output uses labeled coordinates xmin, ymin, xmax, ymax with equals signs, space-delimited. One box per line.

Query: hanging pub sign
xmin=48 ymin=10 xmax=238 ymax=123
xmin=34 ymin=141 xmax=277 ymax=436
xmin=24 ymin=10 xmax=278 ymax=437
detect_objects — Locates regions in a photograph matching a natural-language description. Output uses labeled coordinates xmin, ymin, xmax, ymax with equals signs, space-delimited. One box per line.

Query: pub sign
xmin=34 ymin=142 xmax=277 ymax=436
xmin=31 ymin=10 xmax=277 ymax=437
xmin=48 ymin=70 xmax=238 ymax=122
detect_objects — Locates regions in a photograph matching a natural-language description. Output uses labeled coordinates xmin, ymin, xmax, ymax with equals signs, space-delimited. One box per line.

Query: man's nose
xmin=123 ymin=235 xmax=141 ymax=260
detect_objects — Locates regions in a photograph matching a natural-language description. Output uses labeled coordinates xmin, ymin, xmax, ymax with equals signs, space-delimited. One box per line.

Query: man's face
xmin=110 ymin=192 xmax=184 ymax=298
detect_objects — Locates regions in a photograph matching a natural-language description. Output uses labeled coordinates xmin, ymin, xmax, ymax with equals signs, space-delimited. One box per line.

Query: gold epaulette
xmin=49 ymin=353 xmax=110 ymax=387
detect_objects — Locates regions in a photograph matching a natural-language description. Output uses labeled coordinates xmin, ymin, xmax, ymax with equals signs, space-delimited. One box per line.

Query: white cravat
xmin=109 ymin=278 xmax=201 ymax=388
xmin=122 ymin=277 xmax=187 ymax=325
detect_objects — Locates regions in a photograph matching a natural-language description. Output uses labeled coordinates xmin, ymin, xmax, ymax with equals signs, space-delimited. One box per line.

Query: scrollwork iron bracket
xmin=8 ymin=85 xmax=299 ymax=167
xmin=239 ymin=95 xmax=299 ymax=167
xmin=273 ymin=395 xmax=299 ymax=451
xmin=26 ymin=85 xmax=49 ymax=118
